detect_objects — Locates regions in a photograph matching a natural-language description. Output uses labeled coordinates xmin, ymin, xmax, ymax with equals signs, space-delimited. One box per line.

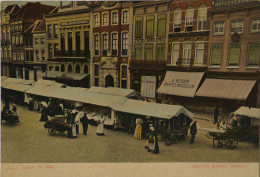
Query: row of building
xmin=1 ymin=0 xmax=260 ymax=112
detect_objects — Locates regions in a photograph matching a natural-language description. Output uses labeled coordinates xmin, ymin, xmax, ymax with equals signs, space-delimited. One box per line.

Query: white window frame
xmin=197 ymin=5 xmax=207 ymax=31
xmin=111 ymin=11 xmax=118 ymax=25
xmin=111 ymin=32 xmax=118 ymax=55
xmin=54 ymin=24 xmax=58 ymax=38
xmin=231 ymin=20 xmax=244 ymax=34
xmin=185 ymin=7 xmax=194 ymax=28
xmin=102 ymin=33 xmax=108 ymax=56
xmin=94 ymin=13 xmax=100 ymax=27
xmin=20 ymin=50 xmax=24 ymax=60
xmin=183 ymin=42 xmax=192 ymax=65
xmin=122 ymin=10 xmax=129 ymax=24
xmin=251 ymin=18 xmax=260 ymax=32
xmin=102 ymin=12 xmax=109 ymax=26
xmin=247 ymin=43 xmax=260 ymax=67
xmin=171 ymin=42 xmax=180 ymax=65
xmin=94 ymin=33 xmax=100 ymax=56
xmin=174 ymin=8 xmax=181 ymax=29
xmin=213 ymin=21 xmax=225 ymax=35
xmin=122 ymin=31 xmax=128 ymax=56
xmin=195 ymin=42 xmax=205 ymax=65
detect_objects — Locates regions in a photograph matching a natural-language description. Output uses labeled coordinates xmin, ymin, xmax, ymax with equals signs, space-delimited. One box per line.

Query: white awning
xmin=111 ymin=99 xmax=193 ymax=120
xmin=157 ymin=71 xmax=204 ymax=97
xmin=88 ymin=86 xmax=137 ymax=97
xmin=234 ymin=106 xmax=260 ymax=119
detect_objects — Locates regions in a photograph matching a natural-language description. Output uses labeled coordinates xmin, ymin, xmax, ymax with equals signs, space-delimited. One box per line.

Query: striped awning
xmin=195 ymin=79 xmax=256 ymax=100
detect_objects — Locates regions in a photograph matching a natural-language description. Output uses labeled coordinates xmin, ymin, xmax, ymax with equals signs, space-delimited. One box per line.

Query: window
xmin=54 ymin=44 xmax=58 ymax=56
xmin=16 ymin=35 xmax=19 ymax=45
xmin=29 ymin=38 xmax=33 ymax=46
xmin=112 ymin=12 xmax=118 ymax=24
xmin=134 ymin=44 xmax=142 ymax=60
xmin=55 ymin=66 xmax=59 ymax=71
xmin=41 ymin=50 xmax=45 ymax=60
xmin=94 ymin=14 xmax=100 ymax=26
xmin=145 ymin=44 xmax=153 ymax=61
xmin=185 ymin=6 xmax=194 ymax=32
xmin=68 ymin=32 xmax=72 ymax=55
xmin=75 ymin=65 xmax=80 ymax=73
xmin=94 ymin=64 xmax=99 ymax=76
xmin=48 ymin=44 xmax=53 ymax=58
xmin=213 ymin=22 xmax=225 ymax=34
xmin=247 ymin=43 xmax=260 ymax=67
xmin=121 ymin=65 xmax=127 ymax=88
xmin=146 ymin=16 xmax=154 ymax=38
xmin=76 ymin=32 xmax=80 ymax=55
xmin=20 ymin=35 xmax=23 ymax=44
xmin=84 ymin=65 xmax=88 ymax=74
xmin=103 ymin=13 xmax=108 ymax=26
xmin=251 ymin=18 xmax=260 ymax=32
xmin=17 ymin=51 xmax=20 ymax=60
xmin=12 ymin=36 xmax=15 ymax=45
xmin=174 ymin=8 xmax=181 ymax=32
xmin=25 ymin=38 xmax=28 ymax=46
xmin=231 ymin=20 xmax=243 ymax=33
xmin=47 ymin=25 xmax=52 ymax=38
xmin=135 ymin=17 xmax=143 ymax=38
xmin=172 ymin=43 xmax=180 ymax=65
xmin=157 ymin=14 xmax=166 ymax=37
xmin=13 ymin=51 xmax=16 ymax=60
xmin=54 ymin=24 xmax=58 ymax=38
xmin=6 ymin=32 xmax=9 ymax=41
xmin=61 ymin=64 xmax=65 ymax=72
xmin=228 ymin=44 xmax=240 ymax=66
xmin=156 ymin=44 xmax=165 ymax=61
xmin=183 ymin=43 xmax=192 ymax=65
xmin=195 ymin=42 xmax=205 ymax=64
xmin=68 ymin=64 xmax=72 ymax=72
xmin=35 ymin=38 xmax=39 ymax=44
xmin=49 ymin=66 xmax=53 ymax=71
xmin=20 ymin=51 xmax=24 ymax=60
xmin=94 ymin=34 xmax=99 ymax=55
xmin=41 ymin=38 xmax=45 ymax=44
xmin=84 ymin=31 xmax=90 ymax=57
xmin=30 ymin=51 xmax=33 ymax=61
xmin=122 ymin=11 xmax=129 ymax=23
xmin=122 ymin=32 xmax=128 ymax=56
xmin=112 ymin=33 xmax=118 ymax=55
xmin=61 ymin=34 xmax=65 ymax=52
xmin=35 ymin=50 xmax=39 ymax=60
xmin=102 ymin=33 xmax=108 ymax=56
xmin=19 ymin=25 xmax=22 ymax=31
xmin=198 ymin=5 xmax=207 ymax=31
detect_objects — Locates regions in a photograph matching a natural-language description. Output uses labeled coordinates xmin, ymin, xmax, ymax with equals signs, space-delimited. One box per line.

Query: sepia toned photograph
xmin=1 ymin=0 xmax=259 ymax=176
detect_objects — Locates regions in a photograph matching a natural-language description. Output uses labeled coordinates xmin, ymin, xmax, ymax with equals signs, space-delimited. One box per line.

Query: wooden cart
xmin=44 ymin=115 xmax=68 ymax=135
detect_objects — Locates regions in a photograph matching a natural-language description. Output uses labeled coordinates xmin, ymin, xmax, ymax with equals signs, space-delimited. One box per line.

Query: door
xmin=105 ymin=75 xmax=114 ymax=87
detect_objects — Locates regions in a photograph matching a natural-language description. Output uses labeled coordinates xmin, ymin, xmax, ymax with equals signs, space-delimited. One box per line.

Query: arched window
xmin=75 ymin=65 xmax=80 ymax=73
xmin=61 ymin=64 xmax=65 ymax=72
xmin=174 ymin=8 xmax=181 ymax=32
xmin=185 ymin=6 xmax=194 ymax=32
xmin=84 ymin=65 xmax=88 ymax=74
xmin=198 ymin=4 xmax=207 ymax=31
xmin=68 ymin=64 xmax=72 ymax=72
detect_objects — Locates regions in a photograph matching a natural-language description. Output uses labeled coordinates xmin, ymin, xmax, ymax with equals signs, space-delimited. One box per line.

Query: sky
xmin=0 ymin=1 xmax=71 ymax=10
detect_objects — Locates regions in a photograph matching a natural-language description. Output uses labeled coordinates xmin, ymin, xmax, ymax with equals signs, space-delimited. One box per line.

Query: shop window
xmin=145 ymin=44 xmax=153 ymax=61
xmin=134 ymin=44 xmax=142 ymax=60
xmin=156 ymin=44 xmax=165 ymax=61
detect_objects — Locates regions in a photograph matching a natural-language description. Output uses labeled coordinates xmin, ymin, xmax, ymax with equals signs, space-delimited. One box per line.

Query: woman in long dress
xmin=96 ymin=117 xmax=104 ymax=136
xmin=134 ymin=118 xmax=143 ymax=139
xmin=147 ymin=127 xmax=159 ymax=154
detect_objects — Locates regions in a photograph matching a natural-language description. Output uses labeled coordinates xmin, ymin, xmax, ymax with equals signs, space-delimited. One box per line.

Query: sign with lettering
xmin=157 ymin=71 xmax=204 ymax=97
xmin=212 ymin=0 xmax=260 ymax=9
xmin=60 ymin=20 xmax=89 ymax=26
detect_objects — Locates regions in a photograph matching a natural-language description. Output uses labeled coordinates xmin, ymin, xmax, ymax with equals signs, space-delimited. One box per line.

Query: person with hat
xmin=190 ymin=121 xmax=197 ymax=144
xmin=96 ymin=116 xmax=105 ymax=136
xmin=145 ymin=124 xmax=154 ymax=149
xmin=146 ymin=126 xmax=160 ymax=154
xmin=80 ymin=113 xmax=89 ymax=135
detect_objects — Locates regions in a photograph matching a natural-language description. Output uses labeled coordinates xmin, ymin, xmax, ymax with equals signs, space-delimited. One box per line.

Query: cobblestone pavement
xmin=1 ymin=103 xmax=259 ymax=163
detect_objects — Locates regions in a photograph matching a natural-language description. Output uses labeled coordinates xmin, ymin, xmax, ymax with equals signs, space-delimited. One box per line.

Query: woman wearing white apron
xmin=96 ymin=117 xmax=105 ymax=136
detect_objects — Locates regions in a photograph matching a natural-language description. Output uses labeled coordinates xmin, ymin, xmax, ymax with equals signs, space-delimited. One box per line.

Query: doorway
xmin=105 ymin=75 xmax=114 ymax=87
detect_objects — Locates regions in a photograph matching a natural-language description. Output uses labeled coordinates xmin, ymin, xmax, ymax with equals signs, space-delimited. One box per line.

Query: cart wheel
xmin=225 ymin=136 xmax=238 ymax=149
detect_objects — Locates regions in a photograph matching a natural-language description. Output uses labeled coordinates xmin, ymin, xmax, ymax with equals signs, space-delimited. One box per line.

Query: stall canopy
xmin=111 ymin=99 xmax=193 ymax=119
xmin=87 ymin=86 xmax=138 ymax=98
xmin=234 ymin=106 xmax=260 ymax=119
xmin=195 ymin=79 xmax=256 ymax=100
xmin=2 ymin=83 xmax=32 ymax=92
xmin=45 ymin=71 xmax=89 ymax=81
xmin=157 ymin=71 xmax=204 ymax=97
xmin=32 ymin=79 xmax=57 ymax=86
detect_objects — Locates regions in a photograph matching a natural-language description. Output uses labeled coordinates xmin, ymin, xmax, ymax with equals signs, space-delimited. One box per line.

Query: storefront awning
xmin=234 ymin=106 xmax=260 ymax=119
xmin=2 ymin=83 xmax=32 ymax=92
xmin=45 ymin=71 xmax=89 ymax=81
xmin=157 ymin=71 xmax=204 ymax=97
xmin=111 ymin=99 xmax=194 ymax=119
xmin=195 ymin=79 xmax=256 ymax=100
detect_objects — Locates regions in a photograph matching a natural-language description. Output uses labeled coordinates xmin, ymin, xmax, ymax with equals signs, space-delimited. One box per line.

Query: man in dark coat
xmin=190 ymin=121 xmax=197 ymax=144
xmin=214 ymin=106 xmax=219 ymax=124
xmin=80 ymin=113 xmax=89 ymax=135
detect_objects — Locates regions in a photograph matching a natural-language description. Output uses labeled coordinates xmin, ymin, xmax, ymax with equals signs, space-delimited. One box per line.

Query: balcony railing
xmin=176 ymin=58 xmax=194 ymax=66
xmin=54 ymin=50 xmax=90 ymax=58
xmin=129 ymin=60 xmax=166 ymax=70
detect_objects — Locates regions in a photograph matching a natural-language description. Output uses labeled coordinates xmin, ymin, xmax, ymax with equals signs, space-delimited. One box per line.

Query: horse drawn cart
xmin=1 ymin=111 xmax=19 ymax=124
xmin=44 ymin=115 xmax=68 ymax=135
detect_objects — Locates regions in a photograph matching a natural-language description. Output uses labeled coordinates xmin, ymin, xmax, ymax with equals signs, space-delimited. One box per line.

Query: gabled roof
xmin=25 ymin=20 xmax=41 ymax=33
xmin=4 ymin=4 xmax=20 ymax=15
xmin=14 ymin=2 xmax=56 ymax=23
xmin=33 ymin=17 xmax=46 ymax=32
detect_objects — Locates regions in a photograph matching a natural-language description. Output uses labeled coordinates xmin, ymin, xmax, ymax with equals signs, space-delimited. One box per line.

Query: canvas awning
xmin=157 ymin=71 xmax=204 ymax=97
xmin=2 ymin=83 xmax=32 ymax=92
xmin=87 ymin=86 xmax=138 ymax=97
xmin=195 ymin=79 xmax=256 ymax=100
xmin=45 ymin=71 xmax=89 ymax=81
xmin=32 ymin=79 xmax=57 ymax=86
xmin=111 ymin=99 xmax=193 ymax=119
xmin=234 ymin=106 xmax=260 ymax=119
